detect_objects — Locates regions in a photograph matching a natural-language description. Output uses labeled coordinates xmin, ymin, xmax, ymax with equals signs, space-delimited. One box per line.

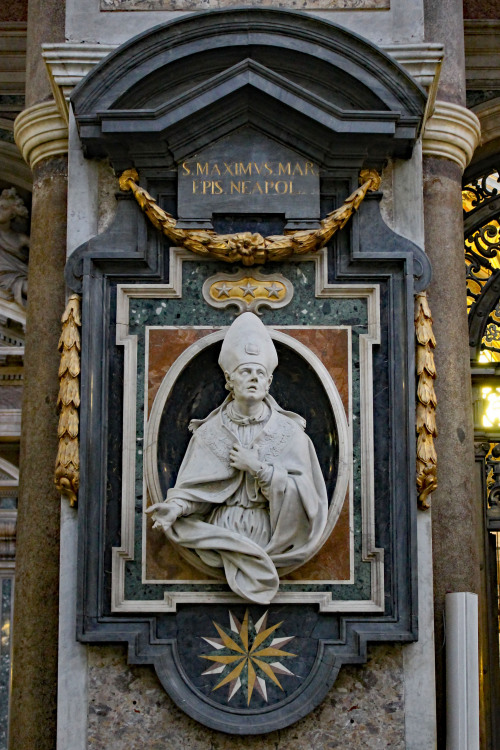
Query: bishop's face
xmin=228 ymin=363 xmax=272 ymax=405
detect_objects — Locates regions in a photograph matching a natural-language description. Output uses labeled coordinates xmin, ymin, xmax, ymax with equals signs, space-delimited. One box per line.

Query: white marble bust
xmin=147 ymin=313 xmax=328 ymax=603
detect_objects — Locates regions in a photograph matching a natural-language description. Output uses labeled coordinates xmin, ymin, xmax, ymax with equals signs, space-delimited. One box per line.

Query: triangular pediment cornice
xmin=72 ymin=8 xmax=426 ymax=168
xmin=92 ymin=59 xmax=399 ymax=135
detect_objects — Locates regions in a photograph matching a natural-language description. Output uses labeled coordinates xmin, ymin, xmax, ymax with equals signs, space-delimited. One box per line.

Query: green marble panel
xmin=123 ymin=259 xmax=372 ymax=602
xmin=0 ymin=498 xmax=16 ymax=510
xmin=0 ymin=576 xmax=13 ymax=750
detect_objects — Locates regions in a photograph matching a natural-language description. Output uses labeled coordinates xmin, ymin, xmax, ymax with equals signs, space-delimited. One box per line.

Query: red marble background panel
xmin=145 ymin=325 xmax=350 ymax=583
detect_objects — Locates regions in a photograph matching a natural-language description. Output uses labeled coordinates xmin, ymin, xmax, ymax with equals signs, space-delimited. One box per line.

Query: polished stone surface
xmin=67 ymin=0 xmax=424 ymax=49
xmin=101 ymin=0 xmax=388 ymax=7
xmin=9 ymin=156 xmax=67 ymax=750
xmin=177 ymin=129 xmax=320 ymax=228
xmin=177 ymin=605 xmax=320 ymax=709
xmin=424 ymin=157 xmax=481 ymax=745
xmin=118 ymin=258 xmax=372 ymax=605
xmin=56 ymin=500 xmax=88 ymax=750
xmin=88 ymin=642 xmax=405 ymax=749
xmin=0 ymin=386 xmax=22 ymax=409
xmin=0 ymin=577 xmax=13 ymax=750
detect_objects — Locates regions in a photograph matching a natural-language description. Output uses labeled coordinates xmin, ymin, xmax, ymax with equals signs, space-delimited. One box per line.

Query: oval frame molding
xmin=144 ymin=326 xmax=351 ymax=579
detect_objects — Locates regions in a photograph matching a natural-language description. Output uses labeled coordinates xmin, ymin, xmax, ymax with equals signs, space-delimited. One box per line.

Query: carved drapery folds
xmin=119 ymin=168 xmax=381 ymax=266
xmin=415 ymin=291 xmax=437 ymax=509
xmin=55 ymin=294 xmax=81 ymax=506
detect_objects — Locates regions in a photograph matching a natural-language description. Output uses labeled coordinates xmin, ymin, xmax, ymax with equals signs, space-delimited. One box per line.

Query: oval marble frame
xmin=144 ymin=327 xmax=350 ymax=580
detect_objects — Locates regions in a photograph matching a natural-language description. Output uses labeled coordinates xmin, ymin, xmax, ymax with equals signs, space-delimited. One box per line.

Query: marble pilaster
xmin=8 ymin=1 xmax=68 ymax=745
xmin=8 ymin=151 xmax=68 ymax=750
xmin=423 ymin=0 xmax=482 ymax=743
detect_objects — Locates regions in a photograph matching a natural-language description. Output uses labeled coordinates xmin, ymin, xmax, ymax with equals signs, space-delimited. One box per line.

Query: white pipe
xmin=445 ymin=592 xmax=479 ymax=750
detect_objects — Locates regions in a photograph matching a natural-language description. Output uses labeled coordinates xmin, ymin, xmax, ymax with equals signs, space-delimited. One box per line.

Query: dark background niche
xmin=157 ymin=340 xmax=339 ymax=503
xmin=212 ymin=213 xmax=286 ymax=235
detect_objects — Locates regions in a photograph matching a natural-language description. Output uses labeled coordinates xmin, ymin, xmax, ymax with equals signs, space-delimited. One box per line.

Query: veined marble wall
xmin=58 ymin=134 xmax=437 ymax=750
xmin=100 ymin=0 xmax=389 ymax=11
xmin=88 ymin=644 xmax=405 ymax=750
xmin=65 ymin=0 xmax=425 ymax=46
xmin=59 ymin=0 xmax=436 ymax=742
xmin=0 ymin=574 xmax=14 ymax=750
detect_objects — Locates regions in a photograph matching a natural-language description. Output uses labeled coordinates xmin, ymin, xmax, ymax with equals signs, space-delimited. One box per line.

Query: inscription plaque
xmin=177 ymin=129 xmax=320 ymax=229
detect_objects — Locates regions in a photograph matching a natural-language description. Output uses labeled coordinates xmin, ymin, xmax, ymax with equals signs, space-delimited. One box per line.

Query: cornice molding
xmin=473 ymin=97 xmax=500 ymax=148
xmin=0 ymin=140 xmax=32 ymax=191
xmin=383 ymin=43 xmax=443 ymax=90
xmin=422 ymin=100 xmax=481 ymax=172
xmin=0 ymin=22 xmax=26 ymax=98
xmin=0 ymin=298 xmax=26 ymax=327
xmin=42 ymin=41 xmax=442 ymax=124
xmin=43 ymin=43 xmax=116 ymax=123
xmin=14 ymin=100 xmax=68 ymax=170
xmin=465 ymin=19 xmax=500 ymax=91
xmin=0 ymin=409 xmax=21 ymax=438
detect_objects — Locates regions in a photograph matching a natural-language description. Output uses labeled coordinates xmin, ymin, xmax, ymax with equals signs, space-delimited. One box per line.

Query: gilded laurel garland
xmin=119 ymin=168 xmax=381 ymax=266
xmin=415 ymin=291 xmax=437 ymax=509
xmin=55 ymin=294 xmax=81 ymax=507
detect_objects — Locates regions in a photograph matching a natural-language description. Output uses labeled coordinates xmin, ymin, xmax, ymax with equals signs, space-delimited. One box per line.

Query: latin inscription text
xmin=181 ymin=159 xmax=318 ymax=196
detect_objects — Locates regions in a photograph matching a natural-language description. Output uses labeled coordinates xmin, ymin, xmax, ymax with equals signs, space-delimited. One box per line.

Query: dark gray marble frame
xmin=66 ymin=190 xmax=430 ymax=733
xmin=66 ymin=9 xmax=431 ymax=734
xmin=71 ymin=8 xmax=426 ymax=171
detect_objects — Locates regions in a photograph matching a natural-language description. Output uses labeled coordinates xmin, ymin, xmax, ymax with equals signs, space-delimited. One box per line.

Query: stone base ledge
xmin=423 ymin=101 xmax=481 ymax=172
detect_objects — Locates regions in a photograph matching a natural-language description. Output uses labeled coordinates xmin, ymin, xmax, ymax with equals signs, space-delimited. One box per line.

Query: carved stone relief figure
xmin=147 ymin=313 xmax=329 ymax=604
xmin=0 ymin=188 xmax=29 ymax=307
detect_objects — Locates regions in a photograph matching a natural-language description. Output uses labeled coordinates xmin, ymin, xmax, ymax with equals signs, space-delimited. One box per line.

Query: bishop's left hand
xmin=229 ymin=444 xmax=262 ymax=475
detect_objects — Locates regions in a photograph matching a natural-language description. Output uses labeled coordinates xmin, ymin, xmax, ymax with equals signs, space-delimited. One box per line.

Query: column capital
xmin=14 ymin=100 xmax=68 ymax=170
xmin=422 ymin=101 xmax=481 ymax=172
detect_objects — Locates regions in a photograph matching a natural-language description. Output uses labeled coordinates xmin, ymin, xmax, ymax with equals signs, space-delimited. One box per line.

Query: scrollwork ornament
xmin=463 ymin=168 xmax=500 ymax=212
xmin=119 ymin=168 xmax=381 ymax=266
xmin=55 ymin=294 xmax=81 ymax=507
xmin=415 ymin=291 xmax=437 ymax=509
xmin=485 ymin=443 xmax=500 ymax=512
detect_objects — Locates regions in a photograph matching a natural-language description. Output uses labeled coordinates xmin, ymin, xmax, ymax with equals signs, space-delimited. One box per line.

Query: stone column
xmin=422 ymin=0 xmax=481 ymax=743
xmin=8 ymin=0 xmax=68 ymax=745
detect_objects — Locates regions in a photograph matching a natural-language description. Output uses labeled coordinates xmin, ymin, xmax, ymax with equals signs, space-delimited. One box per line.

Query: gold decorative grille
xmin=464 ymin=169 xmax=500 ymax=362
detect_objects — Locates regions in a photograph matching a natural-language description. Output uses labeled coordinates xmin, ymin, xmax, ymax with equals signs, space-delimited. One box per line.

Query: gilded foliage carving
xmin=119 ymin=168 xmax=381 ymax=266
xmin=415 ymin=291 xmax=437 ymax=509
xmin=55 ymin=294 xmax=81 ymax=507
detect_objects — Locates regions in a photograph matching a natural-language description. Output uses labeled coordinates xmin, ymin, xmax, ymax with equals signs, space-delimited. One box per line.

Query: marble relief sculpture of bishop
xmin=147 ymin=313 xmax=328 ymax=604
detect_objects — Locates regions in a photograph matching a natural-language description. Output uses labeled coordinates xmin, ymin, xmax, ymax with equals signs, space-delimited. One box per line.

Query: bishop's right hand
xmin=145 ymin=502 xmax=181 ymax=532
